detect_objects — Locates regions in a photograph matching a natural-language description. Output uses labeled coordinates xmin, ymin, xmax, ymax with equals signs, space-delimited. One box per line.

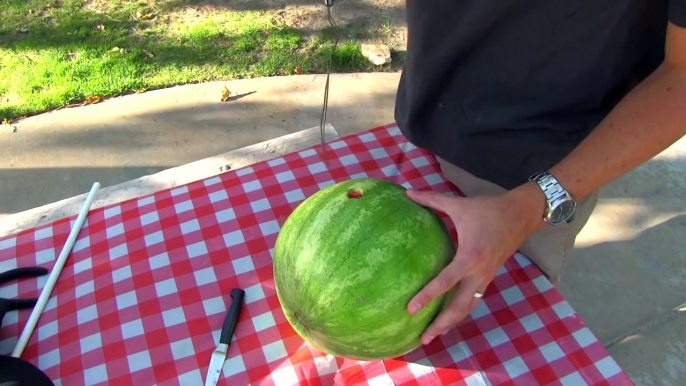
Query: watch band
xmin=529 ymin=171 xmax=567 ymax=203
xmin=528 ymin=171 xmax=576 ymax=224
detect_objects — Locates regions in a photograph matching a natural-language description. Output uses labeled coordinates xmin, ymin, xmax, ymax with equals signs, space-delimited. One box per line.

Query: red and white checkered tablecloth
xmin=0 ymin=124 xmax=632 ymax=385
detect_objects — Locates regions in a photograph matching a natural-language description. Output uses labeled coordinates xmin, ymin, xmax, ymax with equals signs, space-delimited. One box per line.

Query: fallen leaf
xmin=108 ymin=46 xmax=125 ymax=56
xmin=176 ymin=36 xmax=182 ymax=43
xmin=141 ymin=50 xmax=154 ymax=59
xmin=2 ymin=94 xmax=20 ymax=104
xmin=96 ymin=24 xmax=105 ymax=31
xmin=84 ymin=96 xmax=101 ymax=105
xmin=136 ymin=10 xmax=155 ymax=20
xmin=220 ymin=86 xmax=232 ymax=102
xmin=294 ymin=66 xmax=302 ymax=75
xmin=136 ymin=89 xmax=146 ymax=94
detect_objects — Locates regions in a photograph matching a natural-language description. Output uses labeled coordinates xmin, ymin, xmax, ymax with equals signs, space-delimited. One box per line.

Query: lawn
xmin=0 ymin=0 xmax=400 ymax=121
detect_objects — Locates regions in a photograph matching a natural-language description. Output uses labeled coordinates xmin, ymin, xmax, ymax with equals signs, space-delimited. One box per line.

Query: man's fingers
xmin=420 ymin=276 xmax=481 ymax=345
xmin=408 ymin=259 xmax=467 ymax=314
xmin=408 ymin=245 xmax=480 ymax=314
xmin=406 ymin=189 xmax=454 ymax=212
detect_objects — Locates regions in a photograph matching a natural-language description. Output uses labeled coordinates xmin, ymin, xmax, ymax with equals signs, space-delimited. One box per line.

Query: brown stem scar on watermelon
xmin=347 ymin=188 xmax=364 ymax=198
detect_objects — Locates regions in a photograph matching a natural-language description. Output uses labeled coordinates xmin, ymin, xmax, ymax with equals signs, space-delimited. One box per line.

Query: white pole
xmin=11 ymin=182 xmax=101 ymax=358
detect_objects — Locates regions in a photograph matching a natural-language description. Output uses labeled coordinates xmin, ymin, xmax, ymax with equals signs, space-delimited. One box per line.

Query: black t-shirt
xmin=395 ymin=0 xmax=686 ymax=190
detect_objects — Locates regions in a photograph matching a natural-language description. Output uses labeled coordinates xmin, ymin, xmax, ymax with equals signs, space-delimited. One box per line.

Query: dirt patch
xmin=270 ymin=2 xmax=406 ymax=50
xmin=192 ymin=1 xmax=407 ymax=50
xmin=91 ymin=0 xmax=408 ymax=51
xmin=262 ymin=0 xmax=406 ymax=51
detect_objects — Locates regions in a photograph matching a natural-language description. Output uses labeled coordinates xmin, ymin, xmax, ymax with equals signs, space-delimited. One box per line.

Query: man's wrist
xmin=505 ymin=181 xmax=549 ymax=233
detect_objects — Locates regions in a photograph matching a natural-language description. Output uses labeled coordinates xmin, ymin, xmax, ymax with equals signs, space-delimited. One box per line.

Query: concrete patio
xmin=1 ymin=73 xmax=684 ymax=384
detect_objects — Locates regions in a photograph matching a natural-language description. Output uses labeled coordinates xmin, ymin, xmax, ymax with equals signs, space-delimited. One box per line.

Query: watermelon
xmin=273 ymin=178 xmax=456 ymax=360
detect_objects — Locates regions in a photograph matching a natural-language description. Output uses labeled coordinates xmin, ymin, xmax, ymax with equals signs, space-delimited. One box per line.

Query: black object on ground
xmin=0 ymin=266 xmax=54 ymax=385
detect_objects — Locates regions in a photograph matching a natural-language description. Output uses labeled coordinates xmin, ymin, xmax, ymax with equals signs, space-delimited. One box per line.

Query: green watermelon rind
xmin=273 ymin=178 xmax=456 ymax=361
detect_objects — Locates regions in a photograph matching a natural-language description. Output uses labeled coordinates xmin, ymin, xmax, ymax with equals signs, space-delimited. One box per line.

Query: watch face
xmin=551 ymin=200 xmax=575 ymax=224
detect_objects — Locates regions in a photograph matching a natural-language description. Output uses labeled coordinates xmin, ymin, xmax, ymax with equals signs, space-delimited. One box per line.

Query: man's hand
xmin=405 ymin=183 xmax=548 ymax=345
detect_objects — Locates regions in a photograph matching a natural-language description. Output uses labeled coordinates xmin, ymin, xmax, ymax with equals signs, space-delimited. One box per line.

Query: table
xmin=0 ymin=124 xmax=633 ymax=385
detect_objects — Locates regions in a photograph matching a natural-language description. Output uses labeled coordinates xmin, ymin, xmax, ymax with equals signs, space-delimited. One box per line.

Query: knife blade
xmin=205 ymin=288 xmax=245 ymax=386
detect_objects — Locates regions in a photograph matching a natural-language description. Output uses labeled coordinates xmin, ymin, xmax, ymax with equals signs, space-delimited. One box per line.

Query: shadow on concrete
xmin=592 ymin=155 xmax=686 ymax=199
xmin=0 ymin=83 xmax=397 ymax=215
xmin=558 ymin=213 xmax=686 ymax=382
xmin=561 ymin=214 xmax=686 ymax=343
xmin=19 ymin=80 xmax=396 ymax=141
xmin=0 ymin=166 xmax=171 ymax=216
xmin=227 ymin=91 xmax=257 ymax=102
xmin=605 ymin=310 xmax=686 ymax=385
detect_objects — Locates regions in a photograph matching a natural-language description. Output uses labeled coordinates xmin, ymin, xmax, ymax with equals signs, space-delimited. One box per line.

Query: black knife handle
xmin=0 ymin=267 xmax=49 ymax=285
xmin=219 ymin=288 xmax=244 ymax=345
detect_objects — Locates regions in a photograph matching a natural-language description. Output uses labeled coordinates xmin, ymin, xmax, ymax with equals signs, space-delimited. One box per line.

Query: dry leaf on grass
xmin=141 ymin=50 xmax=154 ymax=59
xmin=107 ymin=47 xmax=126 ymax=57
xmin=294 ymin=66 xmax=302 ymax=75
xmin=136 ymin=10 xmax=156 ymax=20
xmin=2 ymin=94 xmax=20 ymax=104
xmin=220 ymin=86 xmax=232 ymax=102
xmin=84 ymin=96 xmax=101 ymax=105
xmin=136 ymin=89 xmax=146 ymax=94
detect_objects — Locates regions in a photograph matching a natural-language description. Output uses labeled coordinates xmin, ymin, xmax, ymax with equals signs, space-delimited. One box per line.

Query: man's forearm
xmin=506 ymin=57 xmax=686 ymax=233
xmin=548 ymin=62 xmax=686 ymax=203
xmin=505 ymin=23 xmax=686 ymax=231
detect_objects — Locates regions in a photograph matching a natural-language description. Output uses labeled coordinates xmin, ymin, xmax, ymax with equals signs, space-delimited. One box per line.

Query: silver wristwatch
xmin=528 ymin=171 xmax=576 ymax=225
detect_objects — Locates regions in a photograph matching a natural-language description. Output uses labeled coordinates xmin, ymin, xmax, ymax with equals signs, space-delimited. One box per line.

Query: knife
xmin=205 ymin=288 xmax=245 ymax=386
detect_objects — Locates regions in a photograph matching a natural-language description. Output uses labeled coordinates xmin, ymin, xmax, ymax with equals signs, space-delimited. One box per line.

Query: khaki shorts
xmin=437 ymin=157 xmax=599 ymax=285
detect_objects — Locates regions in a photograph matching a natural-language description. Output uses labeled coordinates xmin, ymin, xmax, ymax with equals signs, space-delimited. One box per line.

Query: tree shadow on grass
xmin=0 ymin=0 xmax=405 ymax=49
xmin=0 ymin=0 xmax=403 ymax=120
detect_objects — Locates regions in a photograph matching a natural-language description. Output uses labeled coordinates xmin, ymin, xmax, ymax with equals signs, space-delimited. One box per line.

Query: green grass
xmin=0 ymin=0 xmax=381 ymax=121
